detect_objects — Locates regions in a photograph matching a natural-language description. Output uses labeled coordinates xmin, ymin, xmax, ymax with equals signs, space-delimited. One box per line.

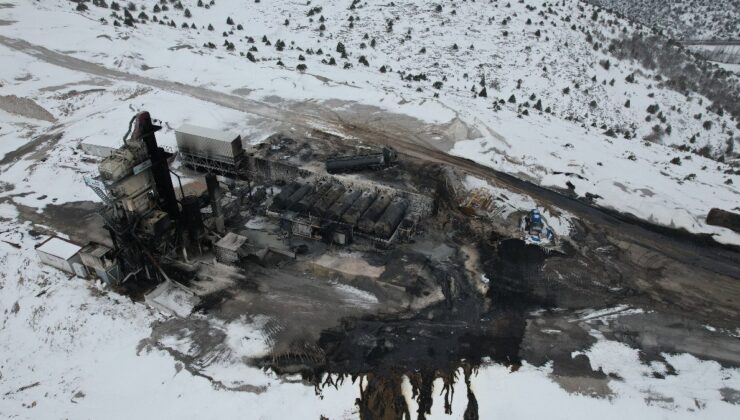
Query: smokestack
xmin=206 ymin=173 xmax=225 ymax=234
xmin=134 ymin=112 xmax=180 ymax=220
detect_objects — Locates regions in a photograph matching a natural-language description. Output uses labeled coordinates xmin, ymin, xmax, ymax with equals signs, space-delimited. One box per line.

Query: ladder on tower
xmin=84 ymin=176 xmax=112 ymax=206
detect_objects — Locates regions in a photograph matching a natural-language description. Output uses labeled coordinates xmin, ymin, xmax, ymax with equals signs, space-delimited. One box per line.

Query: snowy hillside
xmin=36 ymin=0 xmax=739 ymax=159
xmin=0 ymin=0 xmax=737 ymax=243
xmin=2 ymin=1 xmax=740 ymax=419
xmin=585 ymin=0 xmax=740 ymax=41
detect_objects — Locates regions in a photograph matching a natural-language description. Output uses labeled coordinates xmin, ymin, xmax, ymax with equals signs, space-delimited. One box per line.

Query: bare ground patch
xmin=0 ymin=95 xmax=56 ymax=122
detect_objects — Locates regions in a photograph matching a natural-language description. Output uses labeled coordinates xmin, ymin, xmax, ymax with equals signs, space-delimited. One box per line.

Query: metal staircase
xmin=83 ymin=176 xmax=112 ymax=206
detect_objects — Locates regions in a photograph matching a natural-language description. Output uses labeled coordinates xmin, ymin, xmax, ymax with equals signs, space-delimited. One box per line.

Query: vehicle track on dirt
xmin=2 ymin=35 xmax=738 ymax=322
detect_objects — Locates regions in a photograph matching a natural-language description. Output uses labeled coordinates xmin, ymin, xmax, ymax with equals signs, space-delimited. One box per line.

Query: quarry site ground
xmin=5 ymin=108 xmax=739 ymax=418
xmin=1 ymin=2 xmax=739 ymax=418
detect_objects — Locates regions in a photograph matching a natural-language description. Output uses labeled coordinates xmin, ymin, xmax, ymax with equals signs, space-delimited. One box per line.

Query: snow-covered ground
xmin=0 ymin=227 xmax=360 ymax=419
xmin=1 ymin=1 xmax=740 ymax=419
xmin=585 ymin=0 xmax=740 ymax=41
xmin=3 ymin=221 xmax=739 ymax=419
xmin=1 ymin=0 xmax=737 ymax=243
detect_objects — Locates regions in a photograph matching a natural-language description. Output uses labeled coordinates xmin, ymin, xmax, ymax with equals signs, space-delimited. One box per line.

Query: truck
xmin=521 ymin=209 xmax=555 ymax=244
xmin=325 ymin=147 xmax=398 ymax=174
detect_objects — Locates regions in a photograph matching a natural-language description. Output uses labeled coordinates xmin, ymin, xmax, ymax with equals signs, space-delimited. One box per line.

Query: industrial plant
xmin=37 ymin=111 xmax=446 ymax=315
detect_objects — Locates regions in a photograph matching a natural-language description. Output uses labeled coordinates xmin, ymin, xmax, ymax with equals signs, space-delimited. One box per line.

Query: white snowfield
xmin=0 ymin=0 xmax=739 ymax=419
xmin=2 ymin=229 xmax=740 ymax=419
xmin=0 ymin=0 xmax=736 ymax=244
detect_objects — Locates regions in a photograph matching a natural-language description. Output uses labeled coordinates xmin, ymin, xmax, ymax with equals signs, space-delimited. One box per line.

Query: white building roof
xmin=37 ymin=237 xmax=82 ymax=260
xmin=176 ymin=124 xmax=239 ymax=143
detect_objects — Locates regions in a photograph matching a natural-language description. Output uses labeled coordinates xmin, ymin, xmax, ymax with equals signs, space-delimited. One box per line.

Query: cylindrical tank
xmin=285 ymin=184 xmax=312 ymax=210
xmin=293 ymin=183 xmax=331 ymax=214
xmin=271 ymin=182 xmax=300 ymax=210
xmin=373 ymin=197 xmax=409 ymax=238
xmin=326 ymin=189 xmax=361 ymax=220
xmin=311 ymin=184 xmax=346 ymax=217
xmin=358 ymin=194 xmax=392 ymax=233
xmin=341 ymin=191 xmax=377 ymax=226
xmin=326 ymin=153 xmax=384 ymax=174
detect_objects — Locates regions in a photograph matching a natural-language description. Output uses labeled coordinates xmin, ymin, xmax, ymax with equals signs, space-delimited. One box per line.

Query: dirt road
xmin=1 ymin=35 xmax=738 ymax=325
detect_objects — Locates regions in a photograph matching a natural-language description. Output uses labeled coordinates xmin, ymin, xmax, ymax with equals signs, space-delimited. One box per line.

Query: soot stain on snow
xmin=257 ymin=238 xmax=600 ymax=419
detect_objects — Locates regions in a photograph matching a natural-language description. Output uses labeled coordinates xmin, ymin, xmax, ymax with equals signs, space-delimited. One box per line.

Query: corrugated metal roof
xmin=37 ymin=237 xmax=82 ymax=260
xmin=176 ymin=124 xmax=239 ymax=143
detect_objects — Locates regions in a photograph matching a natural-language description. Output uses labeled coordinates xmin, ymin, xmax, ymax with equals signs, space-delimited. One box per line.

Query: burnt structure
xmin=269 ymin=180 xmax=416 ymax=245
xmin=176 ymin=124 xmax=245 ymax=176
xmin=358 ymin=195 xmax=392 ymax=234
xmin=325 ymin=147 xmax=398 ymax=174
xmin=374 ymin=197 xmax=409 ymax=238
xmin=84 ymin=112 xmax=210 ymax=285
xmin=140 ymin=114 xmax=180 ymax=220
